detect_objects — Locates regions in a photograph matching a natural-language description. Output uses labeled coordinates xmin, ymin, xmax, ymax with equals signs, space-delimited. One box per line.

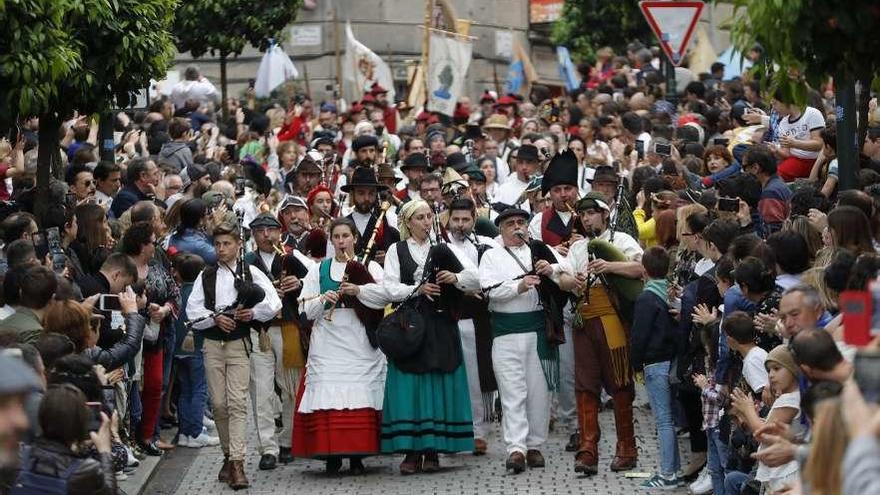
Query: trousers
xmin=458 ymin=319 xmax=490 ymax=440
xmin=492 ymin=332 xmax=550 ymax=455
xmin=204 ymin=338 xmax=250 ymax=460
xmin=249 ymin=326 xmax=301 ymax=455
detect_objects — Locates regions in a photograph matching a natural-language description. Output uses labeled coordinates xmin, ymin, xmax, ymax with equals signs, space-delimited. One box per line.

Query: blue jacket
xmin=169 ymin=229 xmax=217 ymax=266
xmin=111 ymin=185 xmax=149 ymax=219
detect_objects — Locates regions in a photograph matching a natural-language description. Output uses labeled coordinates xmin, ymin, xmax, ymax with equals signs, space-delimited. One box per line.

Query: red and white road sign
xmin=639 ymin=1 xmax=704 ymax=66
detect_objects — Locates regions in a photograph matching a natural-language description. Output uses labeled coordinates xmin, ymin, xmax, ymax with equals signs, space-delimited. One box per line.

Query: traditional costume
xmin=292 ymin=253 xmax=387 ymax=465
xmin=244 ymin=213 xmax=314 ymax=468
xmin=479 ymin=208 xmax=572 ymax=473
xmin=566 ymin=193 xmax=644 ymax=474
xmin=526 ymin=150 xmax=583 ymax=451
xmin=344 ymin=167 xmax=401 ymax=256
xmin=380 ymin=201 xmax=478 ymax=469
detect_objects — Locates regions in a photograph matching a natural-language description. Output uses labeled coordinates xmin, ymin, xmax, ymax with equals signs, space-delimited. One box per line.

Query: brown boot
xmin=228 ymin=460 xmax=249 ymax=490
xmin=573 ymin=392 xmax=600 ymax=475
xmin=609 ymin=390 xmax=638 ymax=472
xmin=217 ymin=456 xmax=231 ymax=483
xmin=526 ymin=449 xmax=545 ymax=468
xmin=505 ymin=451 xmax=526 ymax=474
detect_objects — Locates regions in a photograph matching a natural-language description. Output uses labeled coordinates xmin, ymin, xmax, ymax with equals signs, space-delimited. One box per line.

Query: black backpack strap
xmin=395 ymin=240 xmax=416 ymax=286
xmin=201 ymin=267 xmax=217 ymax=312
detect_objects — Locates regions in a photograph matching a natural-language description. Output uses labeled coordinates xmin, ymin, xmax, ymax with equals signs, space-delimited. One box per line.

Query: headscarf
xmin=306 ymin=184 xmax=336 ymax=218
xmin=398 ymin=199 xmax=430 ymax=240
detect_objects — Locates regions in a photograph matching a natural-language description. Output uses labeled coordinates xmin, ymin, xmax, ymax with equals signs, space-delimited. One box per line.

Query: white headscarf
xmin=398 ymin=199 xmax=430 ymax=240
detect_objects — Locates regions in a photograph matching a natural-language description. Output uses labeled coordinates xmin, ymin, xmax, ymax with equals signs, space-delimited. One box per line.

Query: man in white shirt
xmin=343 ymin=167 xmax=400 ymax=265
xmin=186 ymin=222 xmax=282 ymax=490
xmin=494 ymin=144 xmax=540 ymax=209
xmin=447 ymin=198 xmax=499 ymax=456
xmin=566 ymin=192 xmax=644 ymax=475
xmin=479 ymin=208 xmax=574 ymax=474
xmin=171 ymin=66 xmax=218 ymax=110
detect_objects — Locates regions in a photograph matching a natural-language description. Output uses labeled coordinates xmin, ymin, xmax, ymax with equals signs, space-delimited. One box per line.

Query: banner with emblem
xmin=343 ymin=21 xmax=395 ymax=103
xmin=427 ymin=31 xmax=472 ymax=117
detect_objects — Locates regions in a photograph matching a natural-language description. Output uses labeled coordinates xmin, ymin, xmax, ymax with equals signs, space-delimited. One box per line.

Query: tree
xmin=730 ymin=0 xmax=880 ymax=189
xmin=551 ymin=0 xmax=653 ymax=62
xmin=173 ymin=0 xmax=303 ymax=115
xmin=0 ymin=0 xmax=177 ymax=222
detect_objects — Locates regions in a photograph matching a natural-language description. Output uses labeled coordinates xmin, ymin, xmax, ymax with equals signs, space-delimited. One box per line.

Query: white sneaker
xmin=689 ymin=467 xmax=712 ymax=494
xmin=177 ymin=435 xmax=192 ymax=447
xmin=185 ymin=432 xmax=221 ymax=448
xmin=115 ymin=470 xmax=128 ymax=481
xmin=203 ymin=415 xmax=216 ymax=431
xmin=125 ymin=445 xmax=140 ymax=467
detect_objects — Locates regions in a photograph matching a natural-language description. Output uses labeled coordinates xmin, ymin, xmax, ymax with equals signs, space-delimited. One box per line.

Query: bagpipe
xmin=323 ymin=251 xmax=384 ymax=348
xmin=571 ymin=238 xmax=644 ymax=330
xmin=515 ymin=232 xmax=567 ymax=346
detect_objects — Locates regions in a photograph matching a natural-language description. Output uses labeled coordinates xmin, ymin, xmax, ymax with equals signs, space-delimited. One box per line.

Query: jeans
xmin=176 ymin=355 xmax=208 ymax=438
xmin=724 ymin=470 xmax=749 ymax=495
xmin=707 ymin=426 xmax=729 ymax=495
xmin=644 ymin=361 xmax=681 ymax=477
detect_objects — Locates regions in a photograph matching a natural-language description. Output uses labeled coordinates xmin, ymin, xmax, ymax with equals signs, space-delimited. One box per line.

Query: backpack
xmin=11 ymin=445 xmax=84 ymax=495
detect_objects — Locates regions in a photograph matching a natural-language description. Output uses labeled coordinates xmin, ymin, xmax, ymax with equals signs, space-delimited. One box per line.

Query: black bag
xmin=376 ymin=298 xmax=425 ymax=361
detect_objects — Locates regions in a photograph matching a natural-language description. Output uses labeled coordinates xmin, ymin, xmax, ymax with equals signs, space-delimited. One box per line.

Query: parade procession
xmin=2 ymin=0 xmax=880 ymax=494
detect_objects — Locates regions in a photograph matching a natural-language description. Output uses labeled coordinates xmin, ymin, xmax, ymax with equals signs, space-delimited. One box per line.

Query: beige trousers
xmin=204 ymin=338 xmax=250 ymax=461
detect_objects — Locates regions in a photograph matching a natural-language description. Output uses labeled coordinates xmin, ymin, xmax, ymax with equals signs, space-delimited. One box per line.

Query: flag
xmin=556 ymin=46 xmax=580 ymax=91
xmin=505 ymin=37 xmax=537 ymax=96
xmin=427 ymin=31 xmax=473 ymax=117
xmin=254 ymin=42 xmax=298 ymax=98
xmin=343 ymin=21 xmax=395 ymax=102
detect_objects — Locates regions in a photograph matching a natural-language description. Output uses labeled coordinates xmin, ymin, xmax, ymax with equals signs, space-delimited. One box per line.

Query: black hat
xmin=516 ymin=144 xmax=539 ymax=163
xmin=541 ymin=150 xmax=579 ymax=195
xmin=494 ymin=207 xmax=530 ymax=226
xmin=401 ymin=152 xmax=430 ymax=171
xmin=352 ymin=134 xmax=379 ymax=151
xmin=445 ymin=152 xmax=468 ymax=172
xmin=249 ymin=212 xmax=282 ymax=230
xmin=341 ymin=166 xmax=388 ymax=192
xmin=592 ymin=165 xmax=619 ymax=184
xmin=310 ymin=131 xmax=335 ymax=149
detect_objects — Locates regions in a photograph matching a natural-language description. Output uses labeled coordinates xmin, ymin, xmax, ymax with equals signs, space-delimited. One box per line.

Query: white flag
xmin=427 ymin=32 xmax=472 ymax=117
xmin=254 ymin=43 xmax=299 ymax=98
xmin=344 ymin=21 xmax=395 ymax=102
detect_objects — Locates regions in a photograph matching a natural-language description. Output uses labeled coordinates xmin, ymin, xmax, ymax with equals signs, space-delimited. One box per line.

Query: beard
xmin=354 ymin=201 xmax=374 ymax=214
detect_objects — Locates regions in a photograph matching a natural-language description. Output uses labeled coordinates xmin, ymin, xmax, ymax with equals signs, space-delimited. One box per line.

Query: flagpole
xmin=333 ymin=6 xmax=342 ymax=98
xmin=303 ymin=63 xmax=312 ymax=98
xmin=422 ymin=0 xmax=431 ymax=107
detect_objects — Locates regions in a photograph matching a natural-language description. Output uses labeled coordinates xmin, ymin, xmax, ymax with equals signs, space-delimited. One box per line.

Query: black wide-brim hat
xmin=494 ymin=207 xmax=530 ymax=226
xmin=340 ymin=165 xmax=389 ymax=192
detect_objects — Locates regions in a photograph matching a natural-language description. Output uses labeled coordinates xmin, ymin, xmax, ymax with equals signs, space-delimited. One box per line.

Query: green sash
xmin=490 ymin=310 xmax=559 ymax=391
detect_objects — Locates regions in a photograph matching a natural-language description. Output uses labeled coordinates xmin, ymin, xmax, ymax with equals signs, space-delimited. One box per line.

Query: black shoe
xmin=326 ymin=457 xmax=342 ymax=474
xmin=565 ymin=431 xmax=580 ymax=452
xmin=278 ymin=447 xmax=294 ymax=464
xmin=138 ymin=441 xmax=163 ymax=457
xmin=349 ymin=457 xmax=365 ymax=475
xmin=259 ymin=454 xmax=277 ymax=470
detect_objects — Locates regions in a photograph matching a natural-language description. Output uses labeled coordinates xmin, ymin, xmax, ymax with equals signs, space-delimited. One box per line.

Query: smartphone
xmin=86 ymin=402 xmax=103 ymax=432
xmin=635 ymin=140 xmax=645 ymax=159
xmin=717 ymin=197 xmax=739 ymax=212
xmin=854 ymin=351 xmax=880 ymax=402
xmin=32 ymin=231 xmax=49 ymax=260
xmin=46 ymin=227 xmax=66 ymax=274
xmin=248 ymin=78 xmax=256 ymax=89
xmin=654 ymin=143 xmax=672 ymax=156
xmin=234 ymin=177 xmax=246 ymax=197
xmin=713 ymin=137 xmax=730 ymax=146
xmin=98 ymin=294 xmax=122 ymax=312
xmin=841 ymin=290 xmax=872 ymax=346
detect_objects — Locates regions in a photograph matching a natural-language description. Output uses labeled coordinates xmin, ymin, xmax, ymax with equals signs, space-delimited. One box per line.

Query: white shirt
xmin=776 ymin=106 xmax=825 ymax=159
xmin=695 ymin=258 xmax=715 ymax=276
xmin=742 ymin=346 xmax=769 ymax=393
xmin=448 ymin=234 xmax=499 ymax=267
xmin=186 ymin=262 xmax=283 ymax=330
xmin=756 ymin=390 xmax=802 ymax=482
xmin=170 ymin=78 xmax=218 ymax=109
xmin=479 ymin=242 xmax=571 ymax=314
xmin=494 ymin=175 xmax=530 ymax=209
xmin=300 ymin=258 xmax=387 ymax=319
xmin=382 ymin=238 xmax=480 ymax=302
xmin=567 ymin=230 xmax=643 ymax=276
xmin=350 ymin=209 xmax=399 ymax=236
xmin=94 ymin=190 xmax=114 ymax=211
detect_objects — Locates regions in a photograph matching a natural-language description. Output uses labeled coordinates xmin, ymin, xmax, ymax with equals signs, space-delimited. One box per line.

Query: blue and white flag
xmin=556 ymin=46 xmax=580 ymax=91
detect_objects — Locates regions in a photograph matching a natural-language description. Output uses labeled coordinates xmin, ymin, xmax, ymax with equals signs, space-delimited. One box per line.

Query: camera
xmin=717 ymin=197 xmax=740 ymax=212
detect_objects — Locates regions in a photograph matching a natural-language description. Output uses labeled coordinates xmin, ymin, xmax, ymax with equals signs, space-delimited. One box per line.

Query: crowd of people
xmin=0 ymin=42 xmax=879 ymax=494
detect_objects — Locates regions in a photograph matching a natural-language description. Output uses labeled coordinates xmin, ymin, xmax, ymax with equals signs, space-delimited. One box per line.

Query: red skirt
xmin=291 ymin=371 xmax=382 ymax=459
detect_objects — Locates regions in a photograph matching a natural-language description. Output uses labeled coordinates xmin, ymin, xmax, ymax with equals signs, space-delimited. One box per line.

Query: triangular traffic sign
xmin=639 ymin=1 xmax=704 ymax=66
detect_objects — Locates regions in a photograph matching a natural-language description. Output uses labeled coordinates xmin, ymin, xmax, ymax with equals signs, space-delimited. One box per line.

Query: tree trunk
xmin=835 ymin=79 xmax=858 ymax=191
xmin=857 ymin=74 xmax=872 ymax=151
xmin=35 ymin=113 xmax=61 ymax=225
xmin=220 ymin=52 xmax=228 ymax=120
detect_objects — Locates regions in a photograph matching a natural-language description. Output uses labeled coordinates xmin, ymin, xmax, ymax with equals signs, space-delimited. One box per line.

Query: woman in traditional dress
xmin=381 ymin=200 xmax=478 ymax=474
xmin=293 ymin=218 xmax=387 ymax=474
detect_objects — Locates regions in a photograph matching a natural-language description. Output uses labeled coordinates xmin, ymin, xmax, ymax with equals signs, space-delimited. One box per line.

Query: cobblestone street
xmin=146 ymin=402 xmax=692 ymax=495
